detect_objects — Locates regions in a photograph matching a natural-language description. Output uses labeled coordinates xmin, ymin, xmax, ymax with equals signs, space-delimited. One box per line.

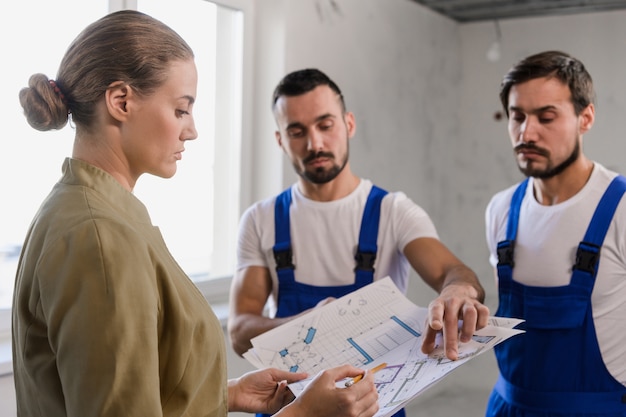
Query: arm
xmin=228 ymin=365 xmax=379 ymax=417
xmin=228 ymin=266 xmax=308 ymax=356
xmin=403 ymin=237 xmax=490 ymax=360
xmin=43 ymin=222 xmax=162 ymax=416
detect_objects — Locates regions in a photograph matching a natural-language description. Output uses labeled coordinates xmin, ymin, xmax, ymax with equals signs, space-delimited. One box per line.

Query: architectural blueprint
xmin=244 ymin=277 xmax=523 ymax=417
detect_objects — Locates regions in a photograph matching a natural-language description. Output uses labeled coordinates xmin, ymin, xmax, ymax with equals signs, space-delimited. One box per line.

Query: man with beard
xmin=228 ymin=68 xmax=490 ymax=417
xmin=485 ymin=51 xmax=626 ymax=417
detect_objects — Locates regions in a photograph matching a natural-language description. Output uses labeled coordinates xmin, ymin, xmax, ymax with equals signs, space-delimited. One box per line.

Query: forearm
xmin=405 ymin=238 xmax=485 ymax=303
xmin=229 ymin=313 xmax=294 ymax=356
xmin=440 ymin=264 xmax=486 ymax=303
xmin=227 ymin=378 xmax=240 ymax=412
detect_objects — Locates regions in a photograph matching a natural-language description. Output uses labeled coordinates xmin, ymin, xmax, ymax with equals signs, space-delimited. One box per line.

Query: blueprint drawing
xmin=244 ymin=277 xmax=523 ymax=417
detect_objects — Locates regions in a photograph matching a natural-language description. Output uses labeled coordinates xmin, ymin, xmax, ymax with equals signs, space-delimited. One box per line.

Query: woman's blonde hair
xmin=19 ymin=10 xmax=194 ymax=131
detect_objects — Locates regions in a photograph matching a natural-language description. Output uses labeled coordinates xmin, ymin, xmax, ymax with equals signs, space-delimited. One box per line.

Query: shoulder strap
xmin=497 ymin=178 xmax=529 ymax=268
xmin=273 ymin=188 xmax=295 ymax=270
xmin=574 ymin=175 xmax=626 ymax=275
xmin=355 ymin=185 xmax=388 ymax=273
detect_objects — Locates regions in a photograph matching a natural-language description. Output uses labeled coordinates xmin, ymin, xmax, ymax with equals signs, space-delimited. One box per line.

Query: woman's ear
xmin=105 ymin=81 xmax=132 ymax=122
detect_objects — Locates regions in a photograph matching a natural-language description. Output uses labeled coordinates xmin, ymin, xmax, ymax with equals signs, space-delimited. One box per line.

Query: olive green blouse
xmin=12 ymin=158 xmax=227 ymax=417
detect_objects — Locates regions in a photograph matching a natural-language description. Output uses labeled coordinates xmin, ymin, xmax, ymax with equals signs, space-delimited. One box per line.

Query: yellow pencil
xmin=345 ymin=362 xmax=387 ymax=387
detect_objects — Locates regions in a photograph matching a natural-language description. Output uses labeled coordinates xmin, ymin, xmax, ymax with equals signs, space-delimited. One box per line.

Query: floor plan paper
xmin=244 ymin=277 xmax=523 ymax=417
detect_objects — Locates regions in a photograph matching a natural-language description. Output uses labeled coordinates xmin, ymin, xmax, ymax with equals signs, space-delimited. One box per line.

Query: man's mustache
xmin=514 ymin=143 xmax=549 ymax=157
xmin=303 ymin=151 xmax=334 ymax=164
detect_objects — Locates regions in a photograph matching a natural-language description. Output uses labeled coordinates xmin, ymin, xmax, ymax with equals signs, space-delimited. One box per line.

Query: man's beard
xmin=296 ymin=149 xmax=349 ymax=184
xmin=516 ymin=140 xmax=580 ymax=179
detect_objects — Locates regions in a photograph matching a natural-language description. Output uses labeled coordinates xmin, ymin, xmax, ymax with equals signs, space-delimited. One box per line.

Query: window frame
xmin=197 ymin=0 xmax=256 ymax=308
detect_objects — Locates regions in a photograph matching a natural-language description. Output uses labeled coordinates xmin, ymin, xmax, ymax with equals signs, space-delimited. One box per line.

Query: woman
xmin=14 ymin=9 xmax=378 ymax=417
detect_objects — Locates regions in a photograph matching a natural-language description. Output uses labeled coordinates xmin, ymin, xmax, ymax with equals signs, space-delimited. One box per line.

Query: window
xmin=0 ymin=0 xmax=247 ymax=313
xmin=0 ymin=0 xmax=109 ymax=312
xmin=135 ymin=0 xmax=244 ymax=282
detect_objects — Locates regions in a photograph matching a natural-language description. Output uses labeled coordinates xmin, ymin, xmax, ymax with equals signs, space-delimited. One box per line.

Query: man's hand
xmin=421 ymin=283 xmax=490 ymax=360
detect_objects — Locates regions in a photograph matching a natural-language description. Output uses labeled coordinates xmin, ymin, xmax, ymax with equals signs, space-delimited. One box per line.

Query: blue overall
xmin=257 ymin=185 xmax=406 ymax=417
xmin=486 ymin=176 xmax=626 ymax=417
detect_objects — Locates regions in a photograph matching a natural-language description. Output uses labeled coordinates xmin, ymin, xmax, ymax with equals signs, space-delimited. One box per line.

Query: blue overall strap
xmin=496 ymin=178 xmax=529 ymax=273
xmin=273 ymin=188 xmax=295 ymax=279
xmin=354 ymin=185 xmax=388 ymax=283
xmin=573 ymin=175 xmax=626 ymax=277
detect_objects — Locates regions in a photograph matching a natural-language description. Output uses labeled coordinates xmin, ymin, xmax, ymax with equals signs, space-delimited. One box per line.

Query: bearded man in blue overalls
xmin=485 ymin=51 xmax=626 ymax=417
xmin=228 ymin=68 xmax=490 ymax=417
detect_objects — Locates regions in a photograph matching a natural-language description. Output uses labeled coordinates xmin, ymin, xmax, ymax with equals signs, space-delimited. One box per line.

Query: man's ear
xmin=105 ymin=81 xmax=132 ymax=122
xmin=579 ymin=103 xmax=595 ymax=134
xmin=345 ymin=111 xmax=356 ymax=139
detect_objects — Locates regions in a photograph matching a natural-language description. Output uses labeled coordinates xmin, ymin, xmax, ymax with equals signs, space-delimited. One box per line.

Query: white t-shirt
xmin=485 ymin=162 xmax=626 ymax=384
xmin=237 ymin=179 xmax=438 ymax=315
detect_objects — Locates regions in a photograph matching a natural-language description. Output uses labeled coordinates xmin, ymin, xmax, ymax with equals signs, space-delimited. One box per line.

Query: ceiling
xmin=411 ymin=0 xmax=626 ymax=23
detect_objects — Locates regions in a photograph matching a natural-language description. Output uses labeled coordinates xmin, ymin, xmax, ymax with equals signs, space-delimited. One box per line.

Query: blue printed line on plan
xmin=391 ymin=316 xmax=421 ymax=337
xmin=304 ymin=327 xmax=316 ymax=344
xmin=347 ymin=338 xmax=373 ymax=363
